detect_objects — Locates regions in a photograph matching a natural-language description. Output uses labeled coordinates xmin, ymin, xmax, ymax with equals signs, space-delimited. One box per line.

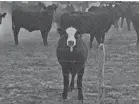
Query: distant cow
xmin=115 ymin=2 xmax=132 ymax=31
xmin=0 ymin=12 xmax=7 ymax=24
xmin=124 ymin=3 xmax=139 ymax=47
xmin=56 ymin=27 xmax=88 ymax=103
xmin=81 ymin=1 xmax=89 ymax=12
xmin=88 ymin=4 xmax=121 ymax=30
xmin=12 ymin=2 xmax=57 ymax=46
xmin=53 ymin=3 xmax=75 ymax=28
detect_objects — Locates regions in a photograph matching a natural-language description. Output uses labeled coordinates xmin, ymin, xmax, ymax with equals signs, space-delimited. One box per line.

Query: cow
xmin=11 ymin=2 xmax=57 ymax=46
xmin=124 ymin=2 xmax=139 ymax=48
xmin=0 ymin=12 xmax=7 ymax=24
xmin=56 ymin=27 xmax=88 ymax=103
xmin=53 ymin=3 xmax=75 ymax=28
xmin=114 ymin=2 xmax=132 ymax=31
xmin=59 ymin=5 xmax=119 ymax=103
xmin=70 ymin=1 xmax=90 ymax=12
xmin=88 ymin=4 xmax=121 ymax=30
xmin=81 ymin=1 xmax=89 ymax=12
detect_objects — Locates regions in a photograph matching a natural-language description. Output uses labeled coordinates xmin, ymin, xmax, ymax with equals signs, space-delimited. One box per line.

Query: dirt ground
xmin=0 ymin=13 xmax=139 ymax=104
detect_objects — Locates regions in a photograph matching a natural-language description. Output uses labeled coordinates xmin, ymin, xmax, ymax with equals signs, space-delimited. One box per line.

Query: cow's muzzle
xmin=67 ymin=40 xmax=75 ymax=52
xmin=68 ymin=40 xmax=74 ymax=47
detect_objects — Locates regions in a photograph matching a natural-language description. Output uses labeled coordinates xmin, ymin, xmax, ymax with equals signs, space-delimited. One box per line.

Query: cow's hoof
xmin=78 ymin=94 xmax=83 ymax=103
xmin=78 ymin=100 xmax=83 ymax=104
xmin=62 ymin=99 xmax=68 ymax=104
xmin=15 ymin=44 xmax=19 ymax=46
xmin=15 ymin=42 xmax=19 ymax=45
xmin=90 ymin=45 xmax=92 ymax=48
xmin=43 ymin=43 xmax=48 ymax=46
xmin=62 ymin=92 xmax=67 ymax=100
xmin=70 ymin=83 xmax=74 ymax=92
xmin=69 ymin=88 xmax=73 ymax=92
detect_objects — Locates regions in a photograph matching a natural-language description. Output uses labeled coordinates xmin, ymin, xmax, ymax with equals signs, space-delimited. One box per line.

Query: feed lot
xmin=0 ymin=13 xmax=139 ymax=104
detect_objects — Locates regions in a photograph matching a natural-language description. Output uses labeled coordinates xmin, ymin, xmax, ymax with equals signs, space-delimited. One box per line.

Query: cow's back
xmin=12 ymin=9 xmax=54 ymax=31
xmin=60 ymin=12 xmax=98 ymax=33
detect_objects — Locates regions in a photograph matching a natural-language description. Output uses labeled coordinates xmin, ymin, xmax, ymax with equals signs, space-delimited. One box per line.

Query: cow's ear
xmin=57 ymin=28 xmax=67 ymax=37
xmin=1 ymin=13 xmax=7 ymax=18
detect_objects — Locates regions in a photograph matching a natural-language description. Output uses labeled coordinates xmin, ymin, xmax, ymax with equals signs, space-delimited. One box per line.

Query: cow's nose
xmin=68 ymin=40 xmax=74 ymax=46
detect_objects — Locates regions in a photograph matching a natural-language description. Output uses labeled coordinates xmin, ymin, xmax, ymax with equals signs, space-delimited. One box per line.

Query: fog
xmin=0 ymin=1 xmax=131 ymax=44
xmin=0 ymin=13 xmax=13 ymax=41
xmin=0 ymin=13 xmax=42 ymax=43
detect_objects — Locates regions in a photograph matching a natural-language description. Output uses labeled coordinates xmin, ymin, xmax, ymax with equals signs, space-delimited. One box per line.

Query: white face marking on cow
xmin=66 ymin=27 xmax=77 ymax=52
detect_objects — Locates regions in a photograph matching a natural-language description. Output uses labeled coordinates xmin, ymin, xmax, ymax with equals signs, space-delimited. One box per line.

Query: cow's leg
xmin=121 ymin=17 xmax=124 ymax=28
xmin=62 ymin=67 xmax=69 ymax=100
xmin=70 ymin=72 xmax=76 ymax=92
xmin=132 ymin=22 xmax=139 ymax=48
xmin=136 ymin=30 xmax=139 ymax=48
xmin=114 ymin=19 xmax=119 ymax=29
xmin=101 ymin=34 xmax=105 ymax=44
xmin=41 ymin=30 xmax=49 ymax=46
xmin=126 ymin=18 xmax=131 ymax=31
xmin=90 ymin=34 xmax=94 ymax=48
xmin=77 ymin=68 xmax=84 ymax=103
xmin=13 ymin=26 xmax=20 ymax=45
xmin=97 ymin=43 xmax=105 ymax=104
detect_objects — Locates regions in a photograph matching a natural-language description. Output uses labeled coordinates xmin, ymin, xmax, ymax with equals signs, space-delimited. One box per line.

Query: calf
xmin=56 ymin=27 xmax=88 ymax=103
xmin=0 ymin=12 xmax=7 ymax=24
xmin=12 ymin=2 xmax=57 ymax=46
xmin=60 ymin=7 xmax=115 ymax=103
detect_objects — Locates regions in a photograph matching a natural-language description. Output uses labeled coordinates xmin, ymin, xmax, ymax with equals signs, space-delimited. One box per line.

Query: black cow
xmin=60 ymin=5 xmax=120 ymax=48
xmin=114 ymin=2 xmax=132 ymax=31
xmin=59 ymin=6 xmax=117 ymax=103
xmin=56 ymin=27 xmax=88 ymax=103
xmin=88 ymin=4 xmax=121 ymax=29
xmin=0 ymin=12 xmax=7 ymax=24
xmin=53 ymin=3 xmax=75 ymax=28
xmin=125 ymin=3 xmax=139 ymax=48
xmin=12 ymin=2 xmax=57 ymax=45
